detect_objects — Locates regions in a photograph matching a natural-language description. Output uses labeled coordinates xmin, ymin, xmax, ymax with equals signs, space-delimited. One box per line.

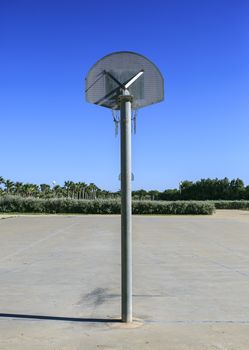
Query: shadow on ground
xmin=0 ymin=313 xmax=121 ymax=323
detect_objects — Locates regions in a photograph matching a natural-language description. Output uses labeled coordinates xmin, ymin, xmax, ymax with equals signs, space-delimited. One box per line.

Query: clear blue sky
xmin=1 ymin=0 xmax=248 ymax=191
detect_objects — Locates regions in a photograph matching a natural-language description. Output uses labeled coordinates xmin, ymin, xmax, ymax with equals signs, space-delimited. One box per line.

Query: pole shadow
xmin=0 ymin=313 xmax=121 ymax=323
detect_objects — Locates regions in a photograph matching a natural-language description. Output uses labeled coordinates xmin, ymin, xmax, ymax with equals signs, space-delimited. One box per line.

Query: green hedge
xmin=132 ymin=200 xmax=214 ymax=214
xmin=0 ymin=196 xmax=215 ymax=215
xmin=2 ymin=196 xmax=249 ymax=213
xmin=212 ymin=200 xmax=249 ymax=209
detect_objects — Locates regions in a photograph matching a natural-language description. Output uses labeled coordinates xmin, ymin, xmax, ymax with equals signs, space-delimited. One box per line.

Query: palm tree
xmin=22 ymin=183 xmax=38 ymax=197
xmin=40 ymin=184 xmax=51 ymax=198
xmin=64 ymin=181 xmax=71 ymax=198
xmin=87 ymin=183 xmax=99 ymax=200
xmin=64 ymin=181 xmax=76 ymax=199
xmin=0 ymin=176 xmax=5 ymax=195
xmin=4 ymin=179 xmax=15 ymax=194
xmin=53 ymin=185 xmax=64 ymax=198
xmin=74 ymin=182 xmax=80 ymax=200
xmin=78 ymin=182 xmax=87 ymax=199
xmin=0 ymin=176 xmax=5 ymax=187
xmin=14 ymin=182 xmax=23 ymax=196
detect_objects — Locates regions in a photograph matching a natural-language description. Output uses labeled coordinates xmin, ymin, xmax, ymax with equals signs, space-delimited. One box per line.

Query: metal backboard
xmin=85 ymin=51 xmax=164 ymax=110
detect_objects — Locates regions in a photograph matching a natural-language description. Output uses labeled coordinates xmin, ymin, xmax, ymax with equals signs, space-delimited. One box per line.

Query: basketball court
xmin=0 ymin=212 xmax=249 ymax=349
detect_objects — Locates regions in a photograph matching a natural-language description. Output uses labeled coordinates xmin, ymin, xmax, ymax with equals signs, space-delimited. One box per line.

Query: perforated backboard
xmin=85 ymin=51 xmax=164 ymax=110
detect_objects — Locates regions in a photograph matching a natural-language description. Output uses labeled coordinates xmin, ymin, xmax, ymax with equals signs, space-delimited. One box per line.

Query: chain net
xmin=112 ymin=108 xmax=138 ymax=136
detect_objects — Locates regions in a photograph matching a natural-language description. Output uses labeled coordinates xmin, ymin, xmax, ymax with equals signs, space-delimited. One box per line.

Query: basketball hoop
xmin=85 ymin=51 xmax=164 ymax=323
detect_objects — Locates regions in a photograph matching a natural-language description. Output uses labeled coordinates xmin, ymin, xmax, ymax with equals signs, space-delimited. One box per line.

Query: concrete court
xmin=0 ymin=211 xmax=249 ymax=349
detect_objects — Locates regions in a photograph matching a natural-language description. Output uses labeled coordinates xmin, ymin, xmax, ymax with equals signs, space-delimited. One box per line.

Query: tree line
xmin=133 ymin=178 xmax=248 ymax=200
xmin=0 ymin=177 xmax=117 ymax=200
xmin=0 ymin=176 xmax=248 ymax=201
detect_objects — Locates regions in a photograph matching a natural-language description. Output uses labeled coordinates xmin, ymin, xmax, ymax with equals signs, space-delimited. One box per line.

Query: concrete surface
xmin=0 ymin=211 xmax=249 ymax=349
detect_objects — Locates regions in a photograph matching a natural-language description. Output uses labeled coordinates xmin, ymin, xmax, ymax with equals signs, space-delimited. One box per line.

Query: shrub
xmin=132 ymin=200 xmax=214 ymax=215
xmin=212 ymin=200 xmax=249 ymax=209
xmin=0 ymin=196 xmax=215 ymax=215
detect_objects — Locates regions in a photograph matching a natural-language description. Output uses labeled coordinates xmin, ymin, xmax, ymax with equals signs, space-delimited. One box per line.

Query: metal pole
xmin=119 ymin=90 xmax=132 ymax=323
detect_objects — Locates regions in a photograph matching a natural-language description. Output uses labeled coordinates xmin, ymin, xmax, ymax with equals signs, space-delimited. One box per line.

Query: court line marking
xmin=144 ymin=319 xmax=249 ymax=324
xmin=0 ymin=221 xmax=80 ymax=263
